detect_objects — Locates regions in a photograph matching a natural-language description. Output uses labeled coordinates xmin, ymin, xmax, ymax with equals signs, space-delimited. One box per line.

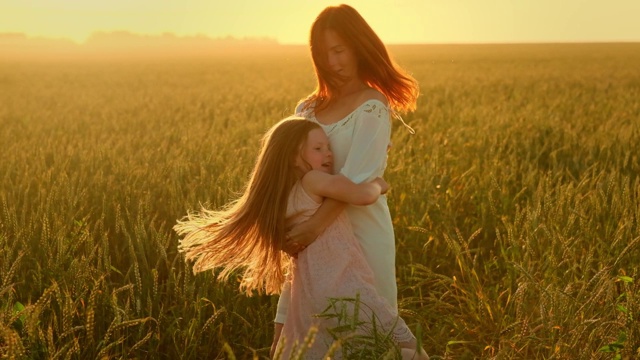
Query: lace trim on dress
xmin=321 ymin=100 xmax=390 ymax=136
xmin=298 ymin=99 xmax=415 ymax=135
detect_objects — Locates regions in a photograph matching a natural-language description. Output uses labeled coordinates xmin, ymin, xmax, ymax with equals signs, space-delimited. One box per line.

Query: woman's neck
xmin=336 ymin=79 xmax=367 ymax=99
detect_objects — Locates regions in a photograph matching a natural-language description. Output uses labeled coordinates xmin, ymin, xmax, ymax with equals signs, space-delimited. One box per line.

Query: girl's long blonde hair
xmin=174 ymin=118 xmax=321 ymax=295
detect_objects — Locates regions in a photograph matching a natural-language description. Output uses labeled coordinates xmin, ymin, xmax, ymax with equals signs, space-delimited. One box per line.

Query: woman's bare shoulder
xmin=357 ymin=88 xmax=389 ymax=107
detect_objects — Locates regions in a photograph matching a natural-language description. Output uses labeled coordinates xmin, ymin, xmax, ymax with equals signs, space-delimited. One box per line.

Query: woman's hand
xmin=282 ymin=219 xmax=321 ymax=256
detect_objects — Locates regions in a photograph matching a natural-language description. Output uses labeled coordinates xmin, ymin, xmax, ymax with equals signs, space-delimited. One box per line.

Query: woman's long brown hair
xmin=174 ymin=118 xmax=321 ymax=295
xmin=303 ymin=4 xmax=419 ymax=113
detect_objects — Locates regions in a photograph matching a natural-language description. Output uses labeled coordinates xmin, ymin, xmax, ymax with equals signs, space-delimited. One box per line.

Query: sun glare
xmin=1 ymin=0 xmax=639 ymax=45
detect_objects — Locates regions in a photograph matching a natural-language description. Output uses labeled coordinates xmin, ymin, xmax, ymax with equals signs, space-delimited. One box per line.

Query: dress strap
xmin=391 ymin=110 xmax=415 ymax=135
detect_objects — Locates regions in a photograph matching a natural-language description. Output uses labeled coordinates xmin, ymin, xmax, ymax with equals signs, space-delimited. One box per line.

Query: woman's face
xmin=322 ymin=29 xmax=358 ymax=82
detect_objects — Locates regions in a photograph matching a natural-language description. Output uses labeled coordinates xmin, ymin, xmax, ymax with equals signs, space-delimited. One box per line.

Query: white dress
xmin=275 ymin=99 xmax=398 ymax=324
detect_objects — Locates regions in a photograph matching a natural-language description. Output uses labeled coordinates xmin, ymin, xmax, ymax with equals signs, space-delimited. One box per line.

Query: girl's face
xmin=323 ymin=29 xmax=358 ymax=82
xmin=296 ymin=128 xmax=333 ymax=174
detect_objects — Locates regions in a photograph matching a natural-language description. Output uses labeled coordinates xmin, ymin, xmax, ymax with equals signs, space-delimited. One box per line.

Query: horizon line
xmin=1 ymin=31 xmax=640 ymax=47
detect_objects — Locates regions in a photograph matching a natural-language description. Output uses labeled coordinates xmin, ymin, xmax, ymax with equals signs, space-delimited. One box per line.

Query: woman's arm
xmin=340 ymin=100 xmax=391 ymax=183
xmin=283 ymin=176 xmax=388 ymax=254
xmin=284 ymin=198 xmax=346 ymax=253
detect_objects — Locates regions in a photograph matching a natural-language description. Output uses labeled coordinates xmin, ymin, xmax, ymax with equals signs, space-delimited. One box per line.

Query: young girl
xmin=174 ymin=118 xmax=427 ymax=359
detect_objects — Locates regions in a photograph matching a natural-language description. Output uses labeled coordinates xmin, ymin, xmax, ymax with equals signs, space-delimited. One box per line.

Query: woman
xmin=273 ymin=3 xmax=420 ymax=356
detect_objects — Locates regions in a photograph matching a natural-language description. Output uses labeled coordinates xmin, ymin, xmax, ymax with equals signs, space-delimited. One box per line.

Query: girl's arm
xmin=304 ymin=171 xmax=388 ymax=206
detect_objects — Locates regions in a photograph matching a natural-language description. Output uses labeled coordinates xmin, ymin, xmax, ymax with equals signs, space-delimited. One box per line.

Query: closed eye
xmin=330 ymin=45 xmax=346 ymax=54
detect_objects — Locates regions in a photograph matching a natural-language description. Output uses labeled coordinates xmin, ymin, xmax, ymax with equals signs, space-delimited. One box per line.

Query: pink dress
xmin=276 ymin=182 xmax=415 ymax=359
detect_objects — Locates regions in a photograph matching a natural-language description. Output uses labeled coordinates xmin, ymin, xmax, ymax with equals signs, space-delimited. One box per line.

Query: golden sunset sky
xmin=1 ymin=0 xmax=640 ymax=44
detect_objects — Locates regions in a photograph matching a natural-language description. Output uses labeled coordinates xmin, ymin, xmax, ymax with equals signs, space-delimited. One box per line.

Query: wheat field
xmin=1 ymin=43 xmax=639 ymax=359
